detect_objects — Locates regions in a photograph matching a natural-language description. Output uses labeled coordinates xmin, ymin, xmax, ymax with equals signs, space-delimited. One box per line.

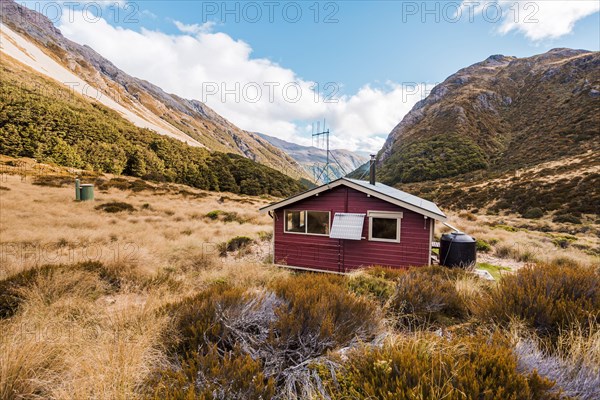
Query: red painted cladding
xmin=273 ymin=185 xmax=432 ymax=272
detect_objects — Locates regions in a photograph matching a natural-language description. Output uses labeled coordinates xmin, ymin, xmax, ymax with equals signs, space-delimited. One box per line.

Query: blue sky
xmin=25 ymin=1 xmax=600 ymax=151
xmin=134 ymin=1 xmax=600 ymax=93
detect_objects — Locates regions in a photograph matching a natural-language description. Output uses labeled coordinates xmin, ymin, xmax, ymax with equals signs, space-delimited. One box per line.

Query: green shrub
xmin=494 ymin=224 xmax=519 ymax=232
xmin=551 ymin=256 xmax=580 ymax=268
xmin=553 ymin=214 xmax=582 ymax=224
xmin=522 ymin=207 xmax=544 ymax=219
xmin=347 ymin=267 xmax=406 ymax=303
xmin=493 ymin=199 xmax=511 ymax=211
xmin=321 ymin=334 xmax=558 ymax=400
xmin=257 ymin=231 xmax=273 ymax=242
xmin=32 ymin=175 xmax=72 ymax=187
xmin=482 ymin=263 xmax=600 ymax=338
xmin=148 ymin=285 xmax=277 ymax=398
xmin=219 ymin=236 xmax=254 ymax=256
xmin=205 ymin=210 xmax=222 ymax=220
xmin=95 ymin=201 xmax=136 ymax=213
xmin=476 ymin=239 xmax=492 ymax=253
xmin=365 ymin=266 xmax=406 ymax=281
xmin=550 ymin=234 xmax=577 ymax=249
xmin=389 ymin=266 xmax=468 ymax=327
xmin=205 ymin=210 xmax=245 ymax=224
xmin=347 ymin=273 xmax=395 ymax=303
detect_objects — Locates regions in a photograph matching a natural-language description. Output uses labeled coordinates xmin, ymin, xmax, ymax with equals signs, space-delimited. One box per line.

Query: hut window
xmin=285 ymin=210 xmax=305 ymax=233
xmin=284 ymin=210 xmax=330 ymax=235
xmin=307 ymin=211 xmax=330 ymax=235
xmin=368 ymin=211 xmax=402 ymax=243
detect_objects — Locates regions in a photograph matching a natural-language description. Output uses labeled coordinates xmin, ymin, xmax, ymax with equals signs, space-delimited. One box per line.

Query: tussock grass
xmin=513 ymin=322 xmax=600 ymax=400
xmin=1 ymin=171 xmax=599 ymax=398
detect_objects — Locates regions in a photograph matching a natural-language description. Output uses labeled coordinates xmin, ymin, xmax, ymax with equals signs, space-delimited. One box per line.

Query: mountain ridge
xmin=0 ymin=0 xmax=307 ymax=179
xmin=374 ymin=48 xmax=600 ymax=185
xmin=256 ymin=133 xmax=368 ymax=181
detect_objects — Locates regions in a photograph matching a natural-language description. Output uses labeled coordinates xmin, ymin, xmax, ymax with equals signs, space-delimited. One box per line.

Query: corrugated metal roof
xmin=329 ymin=213 xmax=366 ymax=240
xmin=345 ymin=178 xmax=445 ymax=219
xmin=259 ymin=178 xmax=446 ymax=221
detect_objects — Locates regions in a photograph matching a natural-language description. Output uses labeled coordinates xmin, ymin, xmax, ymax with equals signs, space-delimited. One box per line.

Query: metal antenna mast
xmin=312 ymin=119 xmax=347 ymax=185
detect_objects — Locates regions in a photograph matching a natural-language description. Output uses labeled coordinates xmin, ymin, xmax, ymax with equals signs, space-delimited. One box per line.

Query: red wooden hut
xmin=259 ymin=177 xmax=447 ymax=273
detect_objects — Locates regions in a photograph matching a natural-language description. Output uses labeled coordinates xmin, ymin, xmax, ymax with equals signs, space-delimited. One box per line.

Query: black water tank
xmin=440 ymin=232 xmax=476 ymax=268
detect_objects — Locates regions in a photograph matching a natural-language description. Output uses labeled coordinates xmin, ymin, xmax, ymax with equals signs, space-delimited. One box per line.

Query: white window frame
xmin=368 ymin=211 xmax=403 ymax=243
xmin=284 ymin=210 xmax=331 ymax=236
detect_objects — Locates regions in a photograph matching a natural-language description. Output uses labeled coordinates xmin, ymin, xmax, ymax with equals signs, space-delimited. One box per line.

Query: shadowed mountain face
xmin=257 ymin=133 xmax=368 ymax=181
xmin=0 ymin=0 xmax=306 ymax=179
xmin=374 ymin=49 xmax=600 ymax=186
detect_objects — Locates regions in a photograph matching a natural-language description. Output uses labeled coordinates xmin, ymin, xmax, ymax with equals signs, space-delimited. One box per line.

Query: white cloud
xmin=173 ymin=20 xmax=216 ymax=35
xmin=462 ymin=0 xmax=599 ymax=41
xmin=58 ymin=13 xmax=428 ymax=152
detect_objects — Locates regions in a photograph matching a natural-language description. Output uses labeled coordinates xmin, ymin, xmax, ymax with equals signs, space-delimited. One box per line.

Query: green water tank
xmin=79 ymin=184 xmax=94 ymax=201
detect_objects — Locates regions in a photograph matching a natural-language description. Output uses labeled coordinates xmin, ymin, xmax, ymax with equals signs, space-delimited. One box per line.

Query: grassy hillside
xmin=0 ymin=56 xmax=305 ymax=197
xmin=0 ymin=0 xmax=307 ymax=179
xmin=400 ymin=151 xmax=600 ymax=224
xmin=0 ymin=172 xmax=598 ymax=399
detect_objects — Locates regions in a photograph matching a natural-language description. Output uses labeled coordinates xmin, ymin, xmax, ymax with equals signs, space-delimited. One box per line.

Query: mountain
xmin=256 ymin=133 xmax=368 ymax=181
xmin=0 ymin=0 xmax=306 ymax=179
xmin=0 ymin=0 xmax=305 ymax=197
xmin=375 ymin=49 xmax=600 ymax=185
xmin=365 ymin=49 xmax=600 ymax=219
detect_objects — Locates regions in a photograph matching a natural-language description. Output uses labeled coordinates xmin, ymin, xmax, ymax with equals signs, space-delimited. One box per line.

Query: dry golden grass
xmin=437 ymin=211 xmax=599 ymax=270
xmin=0 ymin=168 xmax=290 ymax=399
xmin=1 ymin=160 xmax=598 ymax=398
xmin=0 ymin=172 xmax=274 ymax=278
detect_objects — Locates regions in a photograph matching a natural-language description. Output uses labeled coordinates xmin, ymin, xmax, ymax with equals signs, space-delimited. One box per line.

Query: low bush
xmin=271 ymin=274 xmax=381 ymax=350
xmin=0 ymin=265 xmax=55 ymax=319
xmin=389 ymin=266 xmax=468 ymax=327
xmin=522 ymin=207 xmax=544 ymax=219
xmin=0 ymin=262 xmax=112 ymax=319
xmin=495 ymin=244 xmax=538 ymax=262
xmin=347 ymin=273 xmax=395 ymax=303
xmin=553 ymin=213 xmax=582 ymax=224
xmin=550 ymin=234 xmax=577 ymax=249
xmin=476 ymin=239 xmax=492 ymax=253
xmin=320 ymin=334 xmax=558 ymax=400
xmin=205 ymin=210 xmax=246 ymax=224
xmin=459 ymin=211 xmax=477 ymax=221
xmin=365 ymin=266 xmax=406 ymax=281
xmin=257 ymin=231 xmax=273 ymax=242
xmin=482 ymin=263 xmax=599 ymax=338
xmin=152 ymin=275 xmax=381 ymax=398
xmin=95 ymin=201 xmax=136 ymax=213
xmin=219 ymin=236 xmax=254 ymax=256
xmin=494 ymin=224 xmax=519 ymax=232
xmin=31 ymin=175 xmax=72 ymax=187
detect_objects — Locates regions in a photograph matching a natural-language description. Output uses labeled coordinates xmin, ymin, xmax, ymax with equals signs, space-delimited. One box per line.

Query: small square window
xmin=371 ymin=218 xmax=398 ymax=241
xmin=368 ymin=211 xmax=402 ymax=243
xmin=285 ymin=210 xmax=305 ymax=233
xmin=307 ymin=211 xmax=330 ymax=235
